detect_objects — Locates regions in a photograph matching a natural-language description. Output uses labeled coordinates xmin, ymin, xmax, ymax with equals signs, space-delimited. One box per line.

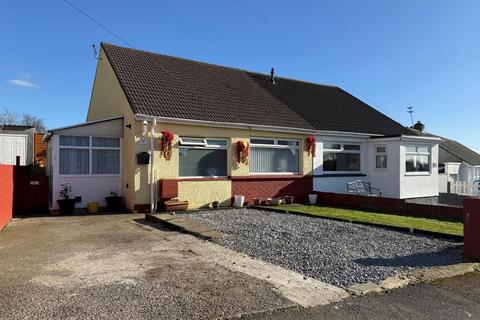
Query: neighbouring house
xmin=407 ymin=121 xmax=480 ymax=193
xmin=45 ymin=43 xmax=441 ymax=212
xmin=408 ymin=121 xmax=480 ymax=171
xmin=0 ymin=124 xmax=36 ymax=165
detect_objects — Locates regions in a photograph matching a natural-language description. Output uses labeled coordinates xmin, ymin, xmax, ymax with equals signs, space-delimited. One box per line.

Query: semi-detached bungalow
xmin=45 ymin=43 xmax=440 ymax=212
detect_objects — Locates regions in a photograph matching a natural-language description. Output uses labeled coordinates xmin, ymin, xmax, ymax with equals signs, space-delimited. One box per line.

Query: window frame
xmin=322 ymin=142 xmax=362 ymax=174
xmin=374 ymin=144 xmax=388 ymax=170
xmin=249 ymin=137 xmax=301 ymax=175
xmin=58 ymin=136 xmax=121 ymax=177
xmin=405 ymin=144 xmax=431 ymax=175
xmin=178 ymin=137 xmax=229 ymax=178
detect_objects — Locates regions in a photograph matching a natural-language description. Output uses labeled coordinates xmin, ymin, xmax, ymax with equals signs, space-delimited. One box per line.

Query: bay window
xmin=250 ymin=138 xmax=300 ymax=174
xmin=405 ymin=145 xmax=430 ymax=173
xmin=179 ymin=137 xmax=228 ymax=177
xmin=323 ymin=143 xmax=361 ymax=172
xmin=59 ymin=136 xmax=120 ymax=175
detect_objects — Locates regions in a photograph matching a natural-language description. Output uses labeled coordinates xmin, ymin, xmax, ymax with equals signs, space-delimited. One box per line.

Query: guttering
xmin=400 ymin=135 xmax=441 ymax=142
xmin=370 ymin=135 xmax=442 ymax=143
xmin=135 ymin=114 xmax=383 ymax=137
xmin=47 ymin=116 xmax=124 ymax=133
xmin=135 ymin=114 xmax=316 ymax=134
xmin=42 ymin=132 xmax=52 ymax=142
xmin=317 ymin=131 xmax=380 ymax=138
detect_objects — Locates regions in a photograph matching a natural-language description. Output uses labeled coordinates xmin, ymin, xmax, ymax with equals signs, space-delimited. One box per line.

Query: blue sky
xmin=1 ymin=0 xmax=479 ymax=151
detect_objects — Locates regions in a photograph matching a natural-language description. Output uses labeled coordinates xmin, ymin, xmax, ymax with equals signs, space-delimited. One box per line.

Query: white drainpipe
xmin=150 ymin=118 xmax=157 ymax=213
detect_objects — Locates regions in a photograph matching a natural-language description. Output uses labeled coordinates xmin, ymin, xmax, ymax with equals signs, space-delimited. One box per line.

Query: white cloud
xmin=8 ymin=79 xmax=39 ymax=89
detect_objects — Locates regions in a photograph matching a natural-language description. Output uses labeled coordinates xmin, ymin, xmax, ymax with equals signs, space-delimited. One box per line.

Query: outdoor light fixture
xmin=142 ymin=120 xmax=148 ymax=136
xmin=126 ymin=123 xmax=132 ymax=129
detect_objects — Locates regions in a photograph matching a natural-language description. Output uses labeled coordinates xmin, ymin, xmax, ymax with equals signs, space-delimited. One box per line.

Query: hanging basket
xmin=236 ymin=140 xmax=250 ymax=165
xmin=306 ymin=136 xmax=316 ymax=157
xmin=160 ymin=130 xmax=174 ymax=161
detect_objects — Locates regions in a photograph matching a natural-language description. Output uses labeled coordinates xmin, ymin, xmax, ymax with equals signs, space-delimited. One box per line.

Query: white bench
xmin=346 ymin=180 xmax=382 ymax=196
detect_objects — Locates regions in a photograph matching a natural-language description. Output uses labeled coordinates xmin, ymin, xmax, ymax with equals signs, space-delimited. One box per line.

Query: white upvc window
xmin=323 ymin=142 xmax=361 ymax=172
xmin=179 ymin=137 xmax=228 ymax=177
xmin=375 ymin=145 xmax=388 ymax=169
xmin=59 ymin=136 xmax=120 ymax=175
xmin=249 ymin=138 xmax=300 ymax=174
xmin=405 ymin=145 xmax=430 ymax=173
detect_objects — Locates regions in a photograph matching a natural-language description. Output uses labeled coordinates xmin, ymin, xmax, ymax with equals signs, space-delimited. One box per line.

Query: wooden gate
xmin=13 ymin=165 xmax=49 ymax=215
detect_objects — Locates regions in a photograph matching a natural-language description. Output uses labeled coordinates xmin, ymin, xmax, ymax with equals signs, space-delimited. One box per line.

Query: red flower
xmin=160 ymin=130 xmax=174 ymax=161
xmin=306 ymin=136 xmax=316 ymax=157
xmin=236 ymin=140 xmax=250 ymax=165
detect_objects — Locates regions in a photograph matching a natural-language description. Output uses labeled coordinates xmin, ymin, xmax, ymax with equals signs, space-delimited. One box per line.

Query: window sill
xmin=314 ymin=173 xmax=367 ymax=178
xmin=231 ymin=174 xmax=306 ymax=180
xmin=404 ymin=172 xmax=431 ymax=176
xmin=178 ymin=177 xmax=230 ymax=181
xmin=58 ymin=174 xmax=121 ymax=177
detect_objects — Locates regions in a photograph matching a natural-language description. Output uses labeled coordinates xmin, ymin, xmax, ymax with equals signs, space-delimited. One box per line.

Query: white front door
xmin=0 ymin=134 xmax=27 ymax=165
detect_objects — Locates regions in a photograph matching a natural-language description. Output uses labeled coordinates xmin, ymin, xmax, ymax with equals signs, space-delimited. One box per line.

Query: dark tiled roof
xmin=248 ymin=73 xmax=412 ymax=135
xmin=407 ymin=128 xmax=480 ymax=165
xmin=440 ymin=138 xmax=480 ymax=166
xmin=102 ymin=43 xmax=410 ymax=135
xmin=102 ymin=43 xmax=312 ymax=130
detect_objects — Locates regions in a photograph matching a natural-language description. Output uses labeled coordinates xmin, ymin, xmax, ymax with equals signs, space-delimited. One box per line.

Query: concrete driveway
xmin=0 ymin=214 xmax=301 ymax=319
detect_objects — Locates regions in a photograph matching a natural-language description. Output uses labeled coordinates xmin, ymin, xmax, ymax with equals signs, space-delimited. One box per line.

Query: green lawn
xmin=261 ymin=204 xmax=463 ymax=237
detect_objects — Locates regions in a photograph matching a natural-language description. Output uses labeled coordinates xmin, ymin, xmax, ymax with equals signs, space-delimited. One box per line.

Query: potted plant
xmin=105 ymin=191 xmax=123 ymax=211
xmin=285 ymin=196 xmax=294 ymax=204
xmin=57 ymin=184 xmax=76 ymax=215
xmin=270 ymin=197 xmax=283 ymax=206
xmin=234 ymin=195 xmax=245 ymax=207
xmin=306 ymin=136 xmax=316 ymax=157
xmin=160 ymin=130 xmax=174 ymax=161
xmin=308 ymin=193 xmax=318 ymax=205
xmin=235 ymin=140 xmax=250 ymax=165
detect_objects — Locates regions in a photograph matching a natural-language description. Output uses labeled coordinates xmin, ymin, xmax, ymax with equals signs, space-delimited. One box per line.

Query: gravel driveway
xmin=180 ymin=209 xmax=463 ymax=287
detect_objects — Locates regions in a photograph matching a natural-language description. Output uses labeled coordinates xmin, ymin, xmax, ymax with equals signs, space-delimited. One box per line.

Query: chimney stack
xmin=413 ymin=121 xmax=425 ymax=132
xmin=270 ymin=68 xmax=276 ymax=84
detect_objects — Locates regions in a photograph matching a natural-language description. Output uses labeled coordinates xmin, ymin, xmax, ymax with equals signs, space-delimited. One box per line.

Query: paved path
xmin=146 ymin=213 xmax=222 ymax=240
xmin=245 ymin=271 xmax=480 ymax=320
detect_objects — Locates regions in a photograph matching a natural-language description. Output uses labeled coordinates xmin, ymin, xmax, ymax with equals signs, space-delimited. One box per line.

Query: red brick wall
xmin=231 ymin=175 xmax=312 ymax=205
xmin=317 ymin=191 xmax=463 ymax=221
xmin=0 ymin=165 xmax=13 ymax=231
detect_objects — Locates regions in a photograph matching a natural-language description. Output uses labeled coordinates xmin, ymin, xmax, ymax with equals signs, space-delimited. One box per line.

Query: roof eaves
xmin=48 ymin=116 xmax=124 ymax=133
xmin=134 ymin=114 xmax=316 ymax=134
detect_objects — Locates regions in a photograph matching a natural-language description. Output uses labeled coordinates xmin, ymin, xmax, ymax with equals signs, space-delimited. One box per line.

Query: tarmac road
xmin=245 ymin=271 xmax=480 ymax=320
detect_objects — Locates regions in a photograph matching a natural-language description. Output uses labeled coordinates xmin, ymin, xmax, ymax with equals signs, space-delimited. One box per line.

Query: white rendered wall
xmin=312 ymin=135 xmax=439 ymax=199
xmin=399 ymin=143 xmax=439 ymax=199
xmin=313 ymin=135 xmax=370 ymax=194
xmin=367 ymin=140 xmax=400 ymax=198
xmin=53 ymin=175 xmax=122 ymax=209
